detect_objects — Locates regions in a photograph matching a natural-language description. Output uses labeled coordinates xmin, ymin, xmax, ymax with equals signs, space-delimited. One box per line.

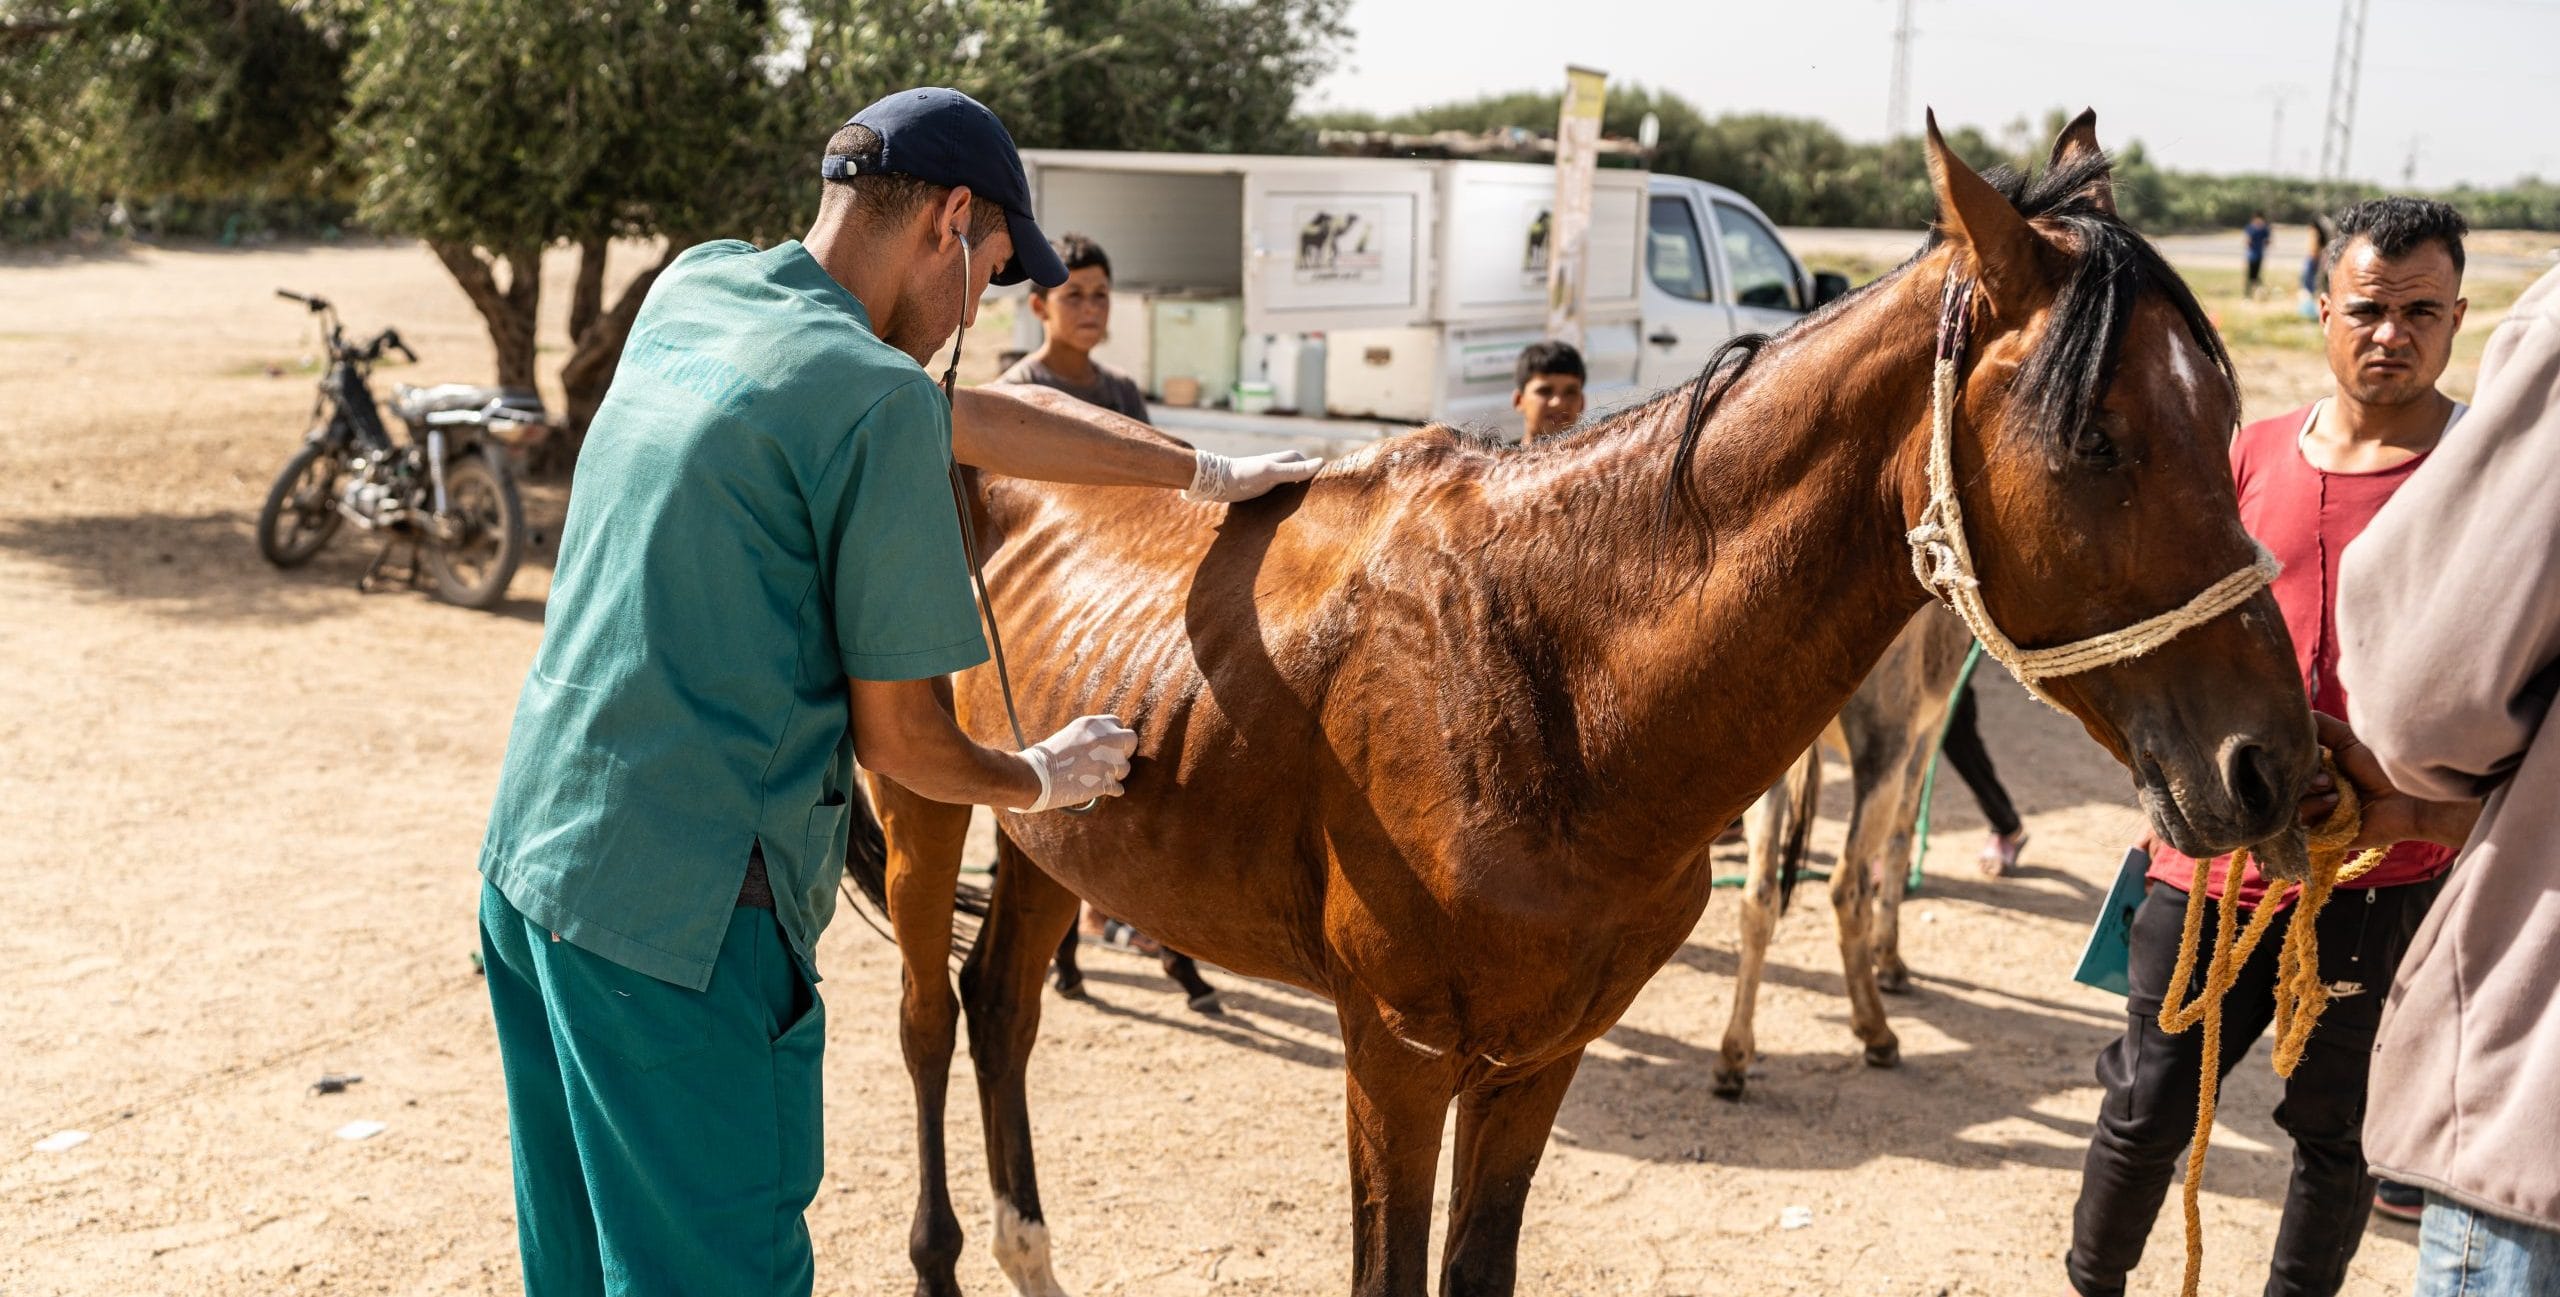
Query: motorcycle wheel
xmin=423 ymin=452 xmax=526 ymax=610
xmin=257 ymin=442 xmax=343 ymax=568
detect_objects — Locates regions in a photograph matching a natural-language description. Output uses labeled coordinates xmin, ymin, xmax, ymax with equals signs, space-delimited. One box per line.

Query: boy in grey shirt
xmin=998 ymin=232 xmax=1150 ymax=423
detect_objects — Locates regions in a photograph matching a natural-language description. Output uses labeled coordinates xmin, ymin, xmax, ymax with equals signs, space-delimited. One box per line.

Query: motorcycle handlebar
xmin=276 ymin=288 xmax=329 ymax=312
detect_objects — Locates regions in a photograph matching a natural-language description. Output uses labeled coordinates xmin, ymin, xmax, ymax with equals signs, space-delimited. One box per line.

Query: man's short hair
xmin=2326 ymin=197 xmax=2469 ymax=279
xmin=1030 ymin=234 xmax=1111 ymax=298
xmin=1514 ymin=340 xmax=1586 ymax=391
xmin=821 ymin=122 xmax=1005 ymax=242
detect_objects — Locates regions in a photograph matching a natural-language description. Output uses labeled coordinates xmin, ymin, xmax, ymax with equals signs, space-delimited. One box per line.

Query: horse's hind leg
xmin=1439 ymin=1049 xmax=1584 ymax=1297
xmin=1716 ymin=747 xmax=1818 ymax=1099
xmin=869 ymin=770 xmax=975 ymax=1297
xmin=961 ymin=829 xmax=1084 ymax=1297
xmin=1161 ymin=950 xmax=1221 ymax=1014
xmin=1049 ymin=924 xmax=1085 ymax=999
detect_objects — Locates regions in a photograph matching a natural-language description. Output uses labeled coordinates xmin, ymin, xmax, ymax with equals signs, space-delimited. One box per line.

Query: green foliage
xmin=1025 ymin=0 xmax=1350 ymax=155
xmin=2 ymin=0 xmax=353 ymax=206
xmin=1302 ymin=89 xmax=2560 ymax=234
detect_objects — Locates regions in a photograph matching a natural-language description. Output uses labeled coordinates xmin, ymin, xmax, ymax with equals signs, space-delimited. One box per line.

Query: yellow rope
xmin=2154 ymin=751 xmax=2389 ymax=1297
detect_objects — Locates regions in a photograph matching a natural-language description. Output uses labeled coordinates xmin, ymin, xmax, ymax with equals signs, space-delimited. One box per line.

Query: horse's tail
xmin=843 ymin=785 xmax=892 ymax=916
xmin=839 ymin=783 xmax=992 ymax=958
xmin=1776 ymin=746 xmax=1823 ymax=916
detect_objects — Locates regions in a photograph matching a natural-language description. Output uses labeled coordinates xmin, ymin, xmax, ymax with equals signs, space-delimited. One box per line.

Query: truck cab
xmin=1636 ymin=175 xmax=1848 ymax=391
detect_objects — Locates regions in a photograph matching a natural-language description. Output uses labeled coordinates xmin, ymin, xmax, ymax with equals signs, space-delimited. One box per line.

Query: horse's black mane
xmin=1638 ymin=148 xmax=2236 ymax=541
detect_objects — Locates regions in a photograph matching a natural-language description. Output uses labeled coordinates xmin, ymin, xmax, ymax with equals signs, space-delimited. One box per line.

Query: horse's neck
xmin=1504 ymin=289 xmax=1943 ymax=859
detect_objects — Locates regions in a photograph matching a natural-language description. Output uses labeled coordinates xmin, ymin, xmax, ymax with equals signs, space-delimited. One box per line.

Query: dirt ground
xmin=9 ymin=231 xmax=2538 ymax=1295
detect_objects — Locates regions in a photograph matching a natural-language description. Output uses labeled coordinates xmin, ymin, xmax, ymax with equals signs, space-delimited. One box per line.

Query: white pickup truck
xmin=1005 ymin=150 xmax=1849 ymax=453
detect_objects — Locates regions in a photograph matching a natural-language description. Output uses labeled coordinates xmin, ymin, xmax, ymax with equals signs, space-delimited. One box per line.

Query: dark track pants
xmin=480 ymin=882 xmax=826 ymax=1297
xmin=2066 ymin=878 xmax=2436 ymax=1297
xmin=1939 ymin=681 xmax=2021 ymax=838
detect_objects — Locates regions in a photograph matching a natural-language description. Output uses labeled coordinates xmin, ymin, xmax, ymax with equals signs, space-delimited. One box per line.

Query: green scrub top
xmin=478 ymin=239 xmax=989 ymax=991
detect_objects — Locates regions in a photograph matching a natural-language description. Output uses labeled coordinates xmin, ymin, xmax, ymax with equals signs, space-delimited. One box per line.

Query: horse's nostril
xmin=2225 ymin=741 xmax=2283 ymax=828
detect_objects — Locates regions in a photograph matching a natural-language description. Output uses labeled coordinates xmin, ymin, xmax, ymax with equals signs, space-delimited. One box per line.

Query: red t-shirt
xmin=2147 ymin=400 xmax=2462 ymax=906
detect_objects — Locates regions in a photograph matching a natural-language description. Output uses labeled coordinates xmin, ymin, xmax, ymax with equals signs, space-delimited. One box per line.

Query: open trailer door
xmin=1242 ymin=163 xmax=1439 ymax=335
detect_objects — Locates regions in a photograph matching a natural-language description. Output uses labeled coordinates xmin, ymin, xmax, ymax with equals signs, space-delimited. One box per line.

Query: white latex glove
xmin=1011 ymin=714 xmax=1139 ymax=812
xmin=1185 ymin=448 xmax=1324 ymax=503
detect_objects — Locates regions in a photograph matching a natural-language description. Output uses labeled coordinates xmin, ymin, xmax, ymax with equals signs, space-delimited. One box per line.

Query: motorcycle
xmin=255 ymin=289 xmax=540 ymax=609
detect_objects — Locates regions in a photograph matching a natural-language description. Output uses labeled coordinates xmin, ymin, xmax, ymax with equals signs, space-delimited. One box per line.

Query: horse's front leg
xmin=1439 ymin=1049 xmax=1584 ymax=1297
xmin=1339 ymin=995 xmax=1456 ymax=1297
xmin=870 ymin=771 xmax=975 ymax=1297
xmin=960 ymin=830 xmax=1085 ymax=1297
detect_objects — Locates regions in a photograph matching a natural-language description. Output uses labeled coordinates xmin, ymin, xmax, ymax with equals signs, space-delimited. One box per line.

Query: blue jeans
xmin=2416 ymin=1195 xmax=2560 ymax=1297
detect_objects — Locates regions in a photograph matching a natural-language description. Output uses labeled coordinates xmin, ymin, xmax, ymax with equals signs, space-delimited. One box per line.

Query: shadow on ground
xmin=0 ymin=497 xmax=564 ymax=625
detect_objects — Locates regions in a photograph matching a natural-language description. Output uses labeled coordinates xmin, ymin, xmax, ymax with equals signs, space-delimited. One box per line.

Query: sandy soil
xmin=3 ymin=235 xmax=2493 ymax=1295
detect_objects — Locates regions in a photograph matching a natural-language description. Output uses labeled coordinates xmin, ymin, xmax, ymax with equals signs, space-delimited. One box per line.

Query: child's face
xmin=1029 ymin=264 xmax=1113 ymax=353
xmin=1514 ymin=372 xmax=1586 ymax=441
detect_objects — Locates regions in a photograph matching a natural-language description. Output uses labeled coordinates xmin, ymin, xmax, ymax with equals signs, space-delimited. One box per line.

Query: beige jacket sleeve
xmin=2337 ymin=267 xmax=2560 ymax=800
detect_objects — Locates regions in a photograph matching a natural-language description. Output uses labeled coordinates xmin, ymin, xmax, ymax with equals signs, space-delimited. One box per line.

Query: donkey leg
xmin=1871 ymin=741 xmax=1934 ymax=994
xmin=1339 ymin=999 xmax=1455 ymax=1297
xmin=1439 ymin=1049 xmax=1584 ymax=1297
xmin=870 ymin=771 xmax=975 ymax=1297
xmin=960 ymin=830 xmax=1085 ymax=1297
xmin=1714 ymin=762 xmax=1803 ymax=1099
xmin=1832 ymin=772 xmax=1901 ymax=1069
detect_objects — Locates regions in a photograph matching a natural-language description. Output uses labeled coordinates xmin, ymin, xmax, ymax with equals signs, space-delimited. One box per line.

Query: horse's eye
xmin=2066 ymin=421 xmax=2121 ymax=468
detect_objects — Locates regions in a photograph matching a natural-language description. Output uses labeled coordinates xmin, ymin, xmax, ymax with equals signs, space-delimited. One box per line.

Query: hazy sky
xmin=1306 ymin=0 xmax=2560 ymax=189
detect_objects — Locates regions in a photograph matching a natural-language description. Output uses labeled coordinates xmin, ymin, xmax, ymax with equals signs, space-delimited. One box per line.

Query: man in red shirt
xmin=2067 ymin=197 xmax=2473 ymax=1297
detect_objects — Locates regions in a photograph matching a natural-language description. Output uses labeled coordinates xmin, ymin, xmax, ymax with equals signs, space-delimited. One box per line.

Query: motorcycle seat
xmin=393 ymin=383 xmax=545 ymax=421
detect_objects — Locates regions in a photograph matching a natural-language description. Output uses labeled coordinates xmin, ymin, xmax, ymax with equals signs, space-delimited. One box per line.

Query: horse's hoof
xmin=1877 ymin=966 xmax=1912 ymax=995
xmin=1052 ymin=974 xmax=1086 ymax=1001
xmin=1186 ymin=991 xmax=1224 ymax=1016
xmin=1863 ymin=1039 xmax=1901 ymax=1069
xmin=1710 ymin=1068 xmax=1748 ymax=1101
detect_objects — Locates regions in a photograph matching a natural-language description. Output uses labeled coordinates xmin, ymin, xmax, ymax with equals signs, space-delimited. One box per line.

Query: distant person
xmin=998 ymin=232 xmax=1149 ymax=422
xmin=2065 ymin=197 xmax=2473 ymax=1297
xmin=2330 ymin=259 xmax=2560 ymax=1297
xmin=1513 ymin=340 xmax=1586 ymax=443
xmin=2245 ymin=211 xmax=2272 ymax=298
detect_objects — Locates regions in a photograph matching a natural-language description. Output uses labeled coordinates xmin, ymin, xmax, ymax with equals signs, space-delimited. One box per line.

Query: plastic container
xmin=1232 ymin=381 xmax=1276 ymax=415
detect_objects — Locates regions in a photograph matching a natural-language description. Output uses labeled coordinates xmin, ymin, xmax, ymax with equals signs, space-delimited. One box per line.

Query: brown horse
xmin=857 ymin=112 xmax=2314 ymax=1297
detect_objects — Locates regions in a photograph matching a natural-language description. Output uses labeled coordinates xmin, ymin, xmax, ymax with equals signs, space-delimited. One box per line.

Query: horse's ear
xmin=1925 ymin=109 xmax=2041 ymax=318
xmin=2047 ymin=107 xmax=2116 ymax=216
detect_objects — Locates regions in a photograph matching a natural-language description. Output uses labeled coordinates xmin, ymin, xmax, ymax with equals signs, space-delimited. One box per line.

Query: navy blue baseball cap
xmin=824 ymin=88 xmax=1066 ymax=289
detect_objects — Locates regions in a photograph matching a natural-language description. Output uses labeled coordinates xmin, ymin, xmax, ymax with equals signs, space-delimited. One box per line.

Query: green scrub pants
xmin=479 ymin=881 xmax=826 ymax=1297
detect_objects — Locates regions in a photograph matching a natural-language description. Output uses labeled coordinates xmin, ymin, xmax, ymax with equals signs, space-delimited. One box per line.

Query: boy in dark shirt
xmin=997 ymin=232 xmax=1151 ymax=423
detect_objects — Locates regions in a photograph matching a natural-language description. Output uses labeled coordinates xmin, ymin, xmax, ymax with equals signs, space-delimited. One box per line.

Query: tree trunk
xmin=568 ymin=236 xmax=607 ymax=349
xmin=429 ymin=239 xmax=541 ymax=391
xmin=556 ymin=241 xmax=681 ymax=460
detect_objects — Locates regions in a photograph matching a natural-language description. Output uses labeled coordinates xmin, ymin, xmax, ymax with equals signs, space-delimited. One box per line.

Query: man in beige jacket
xmin=2331 ymin=262 xmax=2560 ymax=1294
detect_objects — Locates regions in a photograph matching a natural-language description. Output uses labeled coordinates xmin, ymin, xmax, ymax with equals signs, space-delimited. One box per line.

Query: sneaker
xmin=2373 ymin=1180 xmax=2425 ymax=1223
xmin=1978 ymin=831 xmax=2027 ymax=877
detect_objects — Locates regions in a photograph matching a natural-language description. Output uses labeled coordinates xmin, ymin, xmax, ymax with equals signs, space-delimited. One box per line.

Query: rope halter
xmin=1906 ymin=273 xmax=2280 ymax=711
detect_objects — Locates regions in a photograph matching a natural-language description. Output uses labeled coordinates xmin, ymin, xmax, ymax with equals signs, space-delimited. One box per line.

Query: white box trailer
xmin=1009 ymin=150 xmax=1647 ymax=433
xmin=1003 ymin=150 xmax=1845 ymax=454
